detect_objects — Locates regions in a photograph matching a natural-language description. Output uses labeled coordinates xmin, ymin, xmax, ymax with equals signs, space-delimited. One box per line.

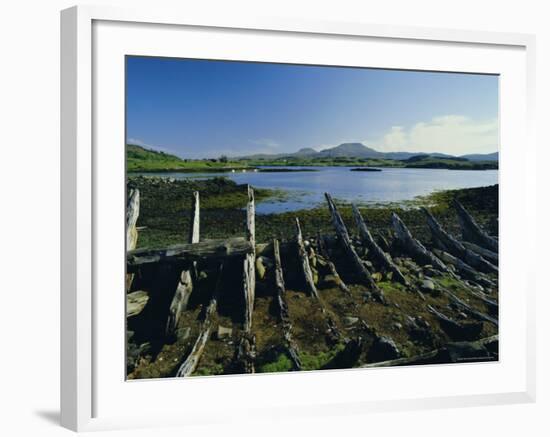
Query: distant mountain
xmin=295 ymin=147 xmax=318 ymax=156
xmin=237 ymin=142 xmax=492 ymax=162
xmin=459 ymin=152 xmax=499 ymax=162
xmin=318 ymin=142 xmax=384 ymax=158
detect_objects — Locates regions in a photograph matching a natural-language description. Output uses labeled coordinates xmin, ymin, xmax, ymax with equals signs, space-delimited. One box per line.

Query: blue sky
xmin=126 ymin=56 xmax=498 ymax=158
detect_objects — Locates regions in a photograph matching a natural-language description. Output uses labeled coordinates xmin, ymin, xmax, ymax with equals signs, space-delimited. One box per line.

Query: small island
xmin=258 ymin=168 xmax=319 ymax=173
xmin=350 ymin=167 xmax=382 ymax=172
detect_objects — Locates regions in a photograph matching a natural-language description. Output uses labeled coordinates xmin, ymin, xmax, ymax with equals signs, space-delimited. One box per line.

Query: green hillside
xmin=402 ymin=155 xmax=497 ymax=170
xmin=126 ymin=144 xmax=248 ymax=172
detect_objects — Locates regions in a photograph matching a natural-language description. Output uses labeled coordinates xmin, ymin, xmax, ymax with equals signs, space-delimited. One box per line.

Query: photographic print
xmin=126 ymin=57 xmax=499 ymax=379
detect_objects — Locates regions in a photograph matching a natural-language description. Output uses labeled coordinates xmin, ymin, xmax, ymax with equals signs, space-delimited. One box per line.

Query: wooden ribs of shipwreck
xmin=422 ymin=207 xmax=498 ymax=275
xmin=433 ymin=248 xmax=496 ymax=289
xmin=295 ymin=219 xmax=341 ymax=341
xmin=128 ymin=184 xmax=499 ymax=376
xmin=363 ymin=335 xmax=498 ymax=367
xmin=324 ymin=193 xmax=386 ymax=303
xmin=126 ymin=237 xmax=253 ymax=269
xmin=126 ymin=188 xmax=140 ymax=292
xmin=295 ymin=217 xmax=320 ymax=299
xmin=453 ymin=199 xmax=498 ymax=253
xmin=317 ymin=233 xmax=351 ymax=295
xmin=391 ymin=212 xmax=449 ymax=273
xmin=166 ymin=191 xmax=200 ymax=337
xmin=351 ymin=204 xmax=408 ymax=286
xmin=176 ymin=264 xmax=224 ymax=377
xmin=273 ymin=239 xmax=302 ymax=370
xmin=239 ymin=186 xmax=257 ymax=373
xmin=243 ymin=185 xmax=256 ymax=333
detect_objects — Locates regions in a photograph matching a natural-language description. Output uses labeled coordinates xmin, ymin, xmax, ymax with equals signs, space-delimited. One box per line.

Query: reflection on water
xmin=132 ymin=167 xmax=498 ymax=214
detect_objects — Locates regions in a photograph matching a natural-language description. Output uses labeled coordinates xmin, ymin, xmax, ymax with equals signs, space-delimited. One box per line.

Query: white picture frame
xmin=60 ymin=5 xmax=536 ymax=432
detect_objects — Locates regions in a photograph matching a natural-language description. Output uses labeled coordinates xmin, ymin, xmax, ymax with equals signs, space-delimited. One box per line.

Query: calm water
xmin=135 ymin=167 xmax=498 ymax=214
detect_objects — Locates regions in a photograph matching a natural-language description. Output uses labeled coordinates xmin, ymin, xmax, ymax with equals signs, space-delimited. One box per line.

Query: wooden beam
xmin=352 ymin=204 xmax=408 ymax=285
xmin=127 ymin=237 xmax=253 ymax=269
xmin=453 ymin=199 xmax=498 ymax=252
xmin=126 ymin=290 xmax=149 ymax=318
xmin=427 ymin=305 xmax=483 ymax=341
xmin=317 ymin=233 xmax=351 ymax=295
xmin=126 ymin=188 xmax=140 ymax=292
xmin=295 ymin=217 xmax=319 ymax=299
xmin=422 ymin=207 xmax=498 ymax=275
xmin=443 ymin=288 xmax=498 ymax=326
xmin=175 ymin=264 xmax=223 ymax=377
xmin=363 ymin=335 xmax=498 ymax=367
xmin=324 ymin=193 xmax=385 ymax=303
xmin=433 ymin=248 xmax=496 ymax=289
xmin=243 ymin=185 xmax=256 ymax=332
xmin=274 ymin=239 xmax=302 ymax=370
xmin=189 ymin=191 xmax=200 ymax=244
xmin=235 ymin=334 xmax=256 ymax=374
xmin=166 ymin=191 xmax=200 ymax=337
xmin=462 ymin=241 xmax=498 ymax=265
xmin=126 ymin=188 xmax=140 ymax=250
xmin=391 ymin=212 xmax=449 ymax=272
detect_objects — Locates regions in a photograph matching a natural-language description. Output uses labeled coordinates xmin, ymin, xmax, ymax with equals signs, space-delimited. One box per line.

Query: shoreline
xmin=127 ymin=175 xmax=498 ymax=249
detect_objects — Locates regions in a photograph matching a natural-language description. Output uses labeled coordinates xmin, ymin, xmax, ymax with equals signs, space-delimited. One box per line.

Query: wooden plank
xmin=317 ymin=233 xmax=351 ymax=295
xmin=427 ymin=305 xmax=483 ymax=341
xmin=126 ymin=188 xmax=140 ymax=249
xmin=126 ymin=290 xmax=149 ymax=318
xmin=422 ymin=207 xmax=498 ymax=275
xmin=433 ymin=248 xmax=496 ymax=289
xmin=443 ymin=288 xmax=498 ymax=326
xmin=126 ymin=188 xmax=140 ymax=292
xmin=166 ymin=191 xmax=200 ymax=337
xmin=243 ymin=185 xmax=256 ymax=332
xmin=295 ymin=217 xmax=319 ymax=299
xmin=462 ymin=241 xmax=498 ymax=265
xmin=127 ymin=237 xmax=253 ymax=269
xmin=363 ymin=335 xmax=498 ymax=367
xmin=453 ymin=199 xmax=498 ymax=252
xmin=189 ymin=191 xmax=200 ymax=244
xmin=175 ymin=264 xmax=223 ymax=377
xmin=391 ymin=212 xmax=449 ymax=272
xmin=273 ymin=239 xmax=301 ymax=370
xmin=351 ymin=204 xmax=408 ymax=285
xmin=324 ymin=193 xmax=385 ymax=303
xmin=235 ymin=334 xmax=256 ymax=374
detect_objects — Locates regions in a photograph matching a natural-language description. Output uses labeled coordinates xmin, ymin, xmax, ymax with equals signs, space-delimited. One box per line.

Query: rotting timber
xmin=126 ymin=184 xmax=499 ymax=378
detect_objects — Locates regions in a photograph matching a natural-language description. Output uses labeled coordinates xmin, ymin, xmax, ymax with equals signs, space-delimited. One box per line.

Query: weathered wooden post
xmin=453 ymin=199 xmax=498 ymax=252
xmin=324 ymin=193 xmax=386 ymax=303
xmin=243 ymin=185 xmax=256 ymax=332
xmin=166 ymin=191 xmax=200 ymax=337
xmin=351 ymin=204 xmax=408 ymax=285
xmin=274 ymin=239 xmax=302 ymax=370
xmin=295 ymin=217 xmax=319 ymax=299
xmin=316 ymin=232 xmax=350 ymax=295
xmin=126 ymin=188 xmax=140 ymax=292
xmin=422 ymin=207 xmax=497 ymax=274
xmin=391 ymin=212 xmax=449 ymax=272
xmin=175 ymin=264 xmax=224 ymax=377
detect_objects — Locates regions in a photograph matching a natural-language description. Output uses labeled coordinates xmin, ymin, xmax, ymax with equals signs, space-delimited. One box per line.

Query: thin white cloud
xmin=250 ymin=138 xmax=281 ymax=149
xmin=128 ymin=138 xmax=185 ymax=157
xmin=368 ymin=115 xmax=498 ymax=155
xmin=127 ymin=138 xmax=150 ymax=147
